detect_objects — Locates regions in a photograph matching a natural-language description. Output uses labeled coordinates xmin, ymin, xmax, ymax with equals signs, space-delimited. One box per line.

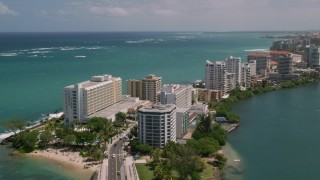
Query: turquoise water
xmin=223 ymin=83 xmax=320 ymax=180
xmin=0 ymin=32 xmax=274 ymax=179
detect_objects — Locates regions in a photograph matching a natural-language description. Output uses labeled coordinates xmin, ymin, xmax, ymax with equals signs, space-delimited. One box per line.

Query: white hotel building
xmin=63 ymin=74 xmax=122 ymax=126
xmin=159 ymin=84 xmax=193 ymax=108
xmin=137 ymin=104 xmax=176 ymax=148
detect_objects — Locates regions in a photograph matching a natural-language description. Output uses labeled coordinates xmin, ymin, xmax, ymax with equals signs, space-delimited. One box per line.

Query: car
xmin=112 ymin=154 xmax=115 ymax=158
xmin=117 ymin=171 xmax=120 ymax=175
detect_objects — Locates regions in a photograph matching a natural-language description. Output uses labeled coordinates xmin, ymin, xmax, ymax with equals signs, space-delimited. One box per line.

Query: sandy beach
xmin=25 ymin=147 xmax=101 ymax=180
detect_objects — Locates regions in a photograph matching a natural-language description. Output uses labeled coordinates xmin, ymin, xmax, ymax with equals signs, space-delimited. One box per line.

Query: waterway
xmin=222 ymin=82 xmax=320 ymax=180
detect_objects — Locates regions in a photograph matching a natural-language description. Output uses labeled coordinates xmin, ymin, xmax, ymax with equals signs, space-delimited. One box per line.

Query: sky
xmin=0 ymin=0 xmax=320 ymax=32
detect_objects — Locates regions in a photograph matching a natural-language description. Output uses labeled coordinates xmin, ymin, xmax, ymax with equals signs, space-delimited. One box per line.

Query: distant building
xmin=176 ymin=108 xmax=190 ymax=139
xmin=205 ymin=60 xmax=228 ymax=95
xmin=247 ymin=53 xmax=271 ymax=75
xmin=159 ymin=84 xmax=193 ymax=108
xmin=197 ymin=88 xmax=221 ymax=103
xmin=137 ymin=104 xmax=176 ymax=148
xmin=226 ymin=56 xmax=241 ymax=86
xmin=226 ymin=73 xmax=236 ymax=91
xmin=278 ymin=56 xmax=293 ymax=75
xmin=63 ymin=74 xmax=122 ymax=126
xmin=127 ymin=74 xmax=162 ymax=102
xmin=241 ymin=63 xmax=252 ymax=88
xmin=270 ymin=50 xmax=292 ymax=63
xmin=304 ymin=45 xmax=320 ymax=69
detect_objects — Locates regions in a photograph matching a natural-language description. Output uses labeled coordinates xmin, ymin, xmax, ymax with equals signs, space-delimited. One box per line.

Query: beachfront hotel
xmin=63 ymin=74 xmax=122 ymax=126
xmin=205 ymin=60 xmax=228 ymax=95
xmin=159 ymin=84 xmax=193 ymax=108
xmin=127 ymin=74 xmax=162 ymax=102
xmin=137 ymin=104 xmax=176 ymax=148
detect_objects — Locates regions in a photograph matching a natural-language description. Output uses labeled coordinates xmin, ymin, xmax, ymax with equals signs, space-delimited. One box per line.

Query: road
xmin=108 ymin=138 xmax=125 ymax=180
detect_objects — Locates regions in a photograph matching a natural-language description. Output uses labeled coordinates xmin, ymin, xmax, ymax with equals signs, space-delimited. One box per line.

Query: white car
xmin=112 ymin=154 xmax=115 ymax=158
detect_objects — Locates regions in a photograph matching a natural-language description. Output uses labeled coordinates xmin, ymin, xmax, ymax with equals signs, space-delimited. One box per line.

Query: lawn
xmin=135 ymin=162 xmax=215 ymax=180
xmin=135 ymin=163 xmax=155 ymax=180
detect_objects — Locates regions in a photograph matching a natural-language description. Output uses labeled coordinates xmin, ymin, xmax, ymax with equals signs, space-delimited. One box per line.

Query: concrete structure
xmin=176 ymin=108 xmax=190 ymax=139
xmin=63 ymin=74 xmax=122 ymax=126
xmin=248 ymin=60 xmax=257 ymax=76
xmin=189 ymin=104 xmax=208 ymax=115
xmin=270 ymin=50 xmax=292 ymax=62
xmin=88 ymin=97 xmax=148 ymax=121
xmin=304 ymin=45 xmax=320 ymax=69
xmin=137 ymin=104 xmax=176 ymax=148
xmin=205 ymin=60 xmax=228 ymax=95
xmin=226 ymin=56 xmax=241 ymax=86
xmin=127 ymin=74 xmax=162 ymax=103
xmin=226 ymin=73 xmax=236 ymax=91
xmin=241 ymin=63 xmax=252 ymax=88
xmin=159 ymin=84 xmax=193 ymax=108
xmin=247 ymin=53 xmax=271 ymax=74
xmin=197 ymin=88 xmax=221 ymax=103
xmin=278 ymin=56 xmax=293 ymax=75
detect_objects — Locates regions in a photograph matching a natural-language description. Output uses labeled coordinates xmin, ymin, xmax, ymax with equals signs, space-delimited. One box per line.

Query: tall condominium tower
xmin=205 ymin=60 xmax=228 ymax=95
xmin=304 ymin=45 xmax=320 ymax=69
xmin=63 ymin=74 xmax=122 ymax=126
xmin=278 ymin=55 xmax=293 ymax=75
xmin=226 ymin=56 xmax=241 ymax=86
xmin=127 ymin=74 xmax=162 ymax=102
xmin=241 ymin=63 xmax=252 ymax=88
xmin=137 ymin=104 xmax=176 ymax=148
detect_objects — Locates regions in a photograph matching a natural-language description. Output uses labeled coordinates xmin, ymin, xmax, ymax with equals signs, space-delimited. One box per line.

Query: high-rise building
xmin=137 ymin=104 xmax=176 ymax=148
xmin=63 ymin=74 xmax=122 ymax=126
xmin=127 ymin=74 xmax=162 ymax=102
xmin=205 ymin=60 xmax=228 ymax=95
xmin=127 ymin=79 xmax=143 ymax=100
xmin=226 ymin=56 xmax=241 ymax=86
xmin=176 ymin=108 xmax=190 ymax=139
xmin=159 ymin=84 xmax=193 ymax=108
xmin=226 ymin=73 xmax=236 ymax=91
xmin=247 ymin=53 xmax=271 ymax=74
xmin=278 ymin=56 xmax=293 ymax=75
xmin=241 ymin=63 xmax=252 ymax=88
xmin=304 ymin=45 xmax=320 ymax=69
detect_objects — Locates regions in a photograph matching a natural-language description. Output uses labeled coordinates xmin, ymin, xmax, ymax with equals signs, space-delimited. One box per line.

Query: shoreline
xmin=221 ymin=143 xmax=244 ymax=180
xmin=24 ymin=147 xmax=99 ymax=180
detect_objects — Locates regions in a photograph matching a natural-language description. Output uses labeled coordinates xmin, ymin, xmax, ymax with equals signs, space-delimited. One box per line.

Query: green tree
xmin=151 ymin=148 xmax=163 ymax=163
xmin=12 ymin=130 xmax=39 ymax=153
xmin=115 ymin=112 xmax=127 ymax=126
xmin=75 ymin=131 xmax=95 ymax=146
xmin=39 ymin=129 xmax=54 ymax=148
xmin=168 ymin=144 xmax=204 ymax=180
xmin=63 ymin=134 xmax=76 ymax=146
xmin=154 ymin=159 xmax=173 ymax=180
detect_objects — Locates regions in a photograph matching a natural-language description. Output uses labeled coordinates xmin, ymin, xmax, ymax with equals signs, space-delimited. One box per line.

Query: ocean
xmin=0 ymin=32 xmax=280 ymax=179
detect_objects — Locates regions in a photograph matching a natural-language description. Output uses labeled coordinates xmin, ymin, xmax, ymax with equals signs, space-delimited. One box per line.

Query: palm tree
xmin=154 ymin=159 xmax=173 ymax=180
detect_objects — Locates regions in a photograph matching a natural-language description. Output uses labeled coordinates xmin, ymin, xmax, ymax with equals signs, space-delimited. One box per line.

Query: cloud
xmin=90 ymin=6 xmax=131 ymax=16
xmin=0 ymin=2 xmax=18 ymax=16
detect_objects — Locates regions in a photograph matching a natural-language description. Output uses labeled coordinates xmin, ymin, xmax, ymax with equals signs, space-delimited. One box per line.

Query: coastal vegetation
xmin=132 ymin=114 xmax=228 ymax=179
xmin=0 ymin=114 xmax=133 ymax=163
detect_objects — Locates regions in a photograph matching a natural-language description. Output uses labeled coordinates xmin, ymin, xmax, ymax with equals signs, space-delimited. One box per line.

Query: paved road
xmin=108 ymin=138 xmax=125 ymax=180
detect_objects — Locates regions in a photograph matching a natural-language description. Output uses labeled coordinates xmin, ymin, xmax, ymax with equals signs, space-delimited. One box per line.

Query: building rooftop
xmin=269 ymin=50 xmax=291 ymax=55
xmin=138 ymin=104 xmax=176 ymax=113
xmin=247 ymin=53 xmax=270 ymax=57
